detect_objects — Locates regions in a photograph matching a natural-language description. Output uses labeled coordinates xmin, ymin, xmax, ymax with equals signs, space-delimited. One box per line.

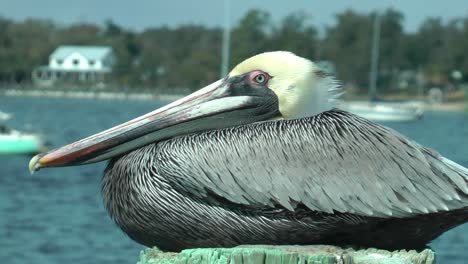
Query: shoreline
xmin=0 ymin=89 xmax=184 ymax=102
xmin=1 ymin=89 xmax=466 ymax=113
xmin=339 ymin=100 xmax=466 ymax=113
xmin=424 ymin=102 xmax=466 ymax=112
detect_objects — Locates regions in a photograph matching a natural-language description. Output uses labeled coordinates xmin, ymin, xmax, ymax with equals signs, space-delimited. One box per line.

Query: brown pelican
xmin=29 ymin=51 xmax=467 ymax=252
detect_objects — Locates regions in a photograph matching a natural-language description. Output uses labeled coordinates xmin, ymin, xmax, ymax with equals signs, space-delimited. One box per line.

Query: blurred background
xmin=0 ymin=1 xmax=467 ymax=264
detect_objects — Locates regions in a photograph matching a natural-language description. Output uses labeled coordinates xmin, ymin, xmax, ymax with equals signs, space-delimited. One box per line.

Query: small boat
xmin=339 ymin=101 xmax=424 ymax=122
xmin=340 ymin=13 xmax=425 ymax=123
xmin=0 ymin=127 xmax=45 ymax=155
xmin=0 ymin=111 xmax=45 ymax=155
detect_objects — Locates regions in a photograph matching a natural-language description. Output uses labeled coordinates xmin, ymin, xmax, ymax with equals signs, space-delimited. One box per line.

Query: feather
xmin=156 ymin=110 xmax=468 ymax=218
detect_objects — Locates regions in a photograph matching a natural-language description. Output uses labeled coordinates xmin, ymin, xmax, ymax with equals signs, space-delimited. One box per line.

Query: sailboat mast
xmin=369 ymin=12 xmax=381 ymax=101
xmin=220 ymin=0 xmax=231 ymax=78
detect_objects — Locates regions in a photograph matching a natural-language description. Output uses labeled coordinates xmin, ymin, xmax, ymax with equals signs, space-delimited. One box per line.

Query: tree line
xmin=0 ymin=8 xmax=467 ymax=93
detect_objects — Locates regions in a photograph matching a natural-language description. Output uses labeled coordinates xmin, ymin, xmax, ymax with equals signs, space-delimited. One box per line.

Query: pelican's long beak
xmin=29 ymin=78 xmax=279 ymax=173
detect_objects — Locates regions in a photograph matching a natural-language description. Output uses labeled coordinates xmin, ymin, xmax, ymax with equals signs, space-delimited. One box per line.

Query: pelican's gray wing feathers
xmin=156 ymin=110 xmax=468 ymax=217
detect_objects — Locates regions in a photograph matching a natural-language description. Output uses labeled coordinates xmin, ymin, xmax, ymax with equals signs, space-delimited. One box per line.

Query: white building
xmin=33 ymin=45 xmax=116 ymax=86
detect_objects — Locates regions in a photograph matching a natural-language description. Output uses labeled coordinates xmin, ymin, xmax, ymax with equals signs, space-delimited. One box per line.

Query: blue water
xmin=0 ymin=96 xmax=467 ymax=263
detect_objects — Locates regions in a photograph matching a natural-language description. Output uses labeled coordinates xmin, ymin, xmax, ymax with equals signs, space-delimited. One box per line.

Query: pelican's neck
xmin=313 ymin=73 xmax=342 ymax=113
xmin=292 ymin=73 xmax=342 ymax=119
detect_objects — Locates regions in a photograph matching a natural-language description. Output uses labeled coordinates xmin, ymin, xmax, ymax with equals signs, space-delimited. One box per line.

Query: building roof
xmin=50 ymin=45 xmax=113 ymax=60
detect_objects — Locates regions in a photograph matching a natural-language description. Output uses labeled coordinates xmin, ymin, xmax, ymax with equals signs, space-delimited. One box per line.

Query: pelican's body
xmin=30 ymin=51 xmax=468 ymax=251
xmin=102 ymin=110 xmax=468 ymax=251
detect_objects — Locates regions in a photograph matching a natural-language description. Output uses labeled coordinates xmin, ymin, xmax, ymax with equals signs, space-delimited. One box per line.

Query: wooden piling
xmin=138 ymin=245 xmax=435 ymax=264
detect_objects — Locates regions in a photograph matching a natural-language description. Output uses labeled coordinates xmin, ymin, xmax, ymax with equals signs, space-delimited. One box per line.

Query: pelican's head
xmin=229 ymin=51 xmax=339 ymax=119
xmin=29 ymin=51 xmax=340 ymax=171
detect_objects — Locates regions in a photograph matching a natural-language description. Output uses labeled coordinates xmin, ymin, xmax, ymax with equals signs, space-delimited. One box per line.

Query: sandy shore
xmin=424 ymin=102 xmax=466 ymax=112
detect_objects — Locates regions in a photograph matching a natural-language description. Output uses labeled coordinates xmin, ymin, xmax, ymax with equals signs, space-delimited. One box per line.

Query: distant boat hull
xmin=340 ymin=101 xmax=425 ymax=122
xmin=0 ymin=131 xmax=44 ymax=155
xmin=0 ymin=110 xmax=12 ymax=121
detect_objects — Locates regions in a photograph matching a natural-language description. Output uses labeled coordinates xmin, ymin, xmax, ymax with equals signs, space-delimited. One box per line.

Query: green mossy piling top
xmin=138 ymin=245 xmax=435 ymax=264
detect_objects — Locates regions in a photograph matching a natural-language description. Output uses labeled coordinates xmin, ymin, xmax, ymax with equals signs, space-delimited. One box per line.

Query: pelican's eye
xmin=249 ymin=70 xmax=271 ymax=86
xmin=255 ymin=73 xmax=266 ymax=84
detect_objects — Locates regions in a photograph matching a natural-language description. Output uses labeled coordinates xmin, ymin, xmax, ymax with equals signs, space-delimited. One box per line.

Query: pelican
xmin=29 ymin=51 xmax=467 ymax=252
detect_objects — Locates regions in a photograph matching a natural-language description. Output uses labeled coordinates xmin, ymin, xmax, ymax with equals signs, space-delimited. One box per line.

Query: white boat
xmin=340 ymin=13 xmax=425 ymax=122
xmin=340 ymin=101 xmax=424 ymax=122
xmin=0 ymin=111 xmax=45 ymax=155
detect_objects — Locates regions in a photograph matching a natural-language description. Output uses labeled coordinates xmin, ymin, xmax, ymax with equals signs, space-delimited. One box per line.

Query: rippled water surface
xmin=1 ymin=96 xmax=467 ymax=263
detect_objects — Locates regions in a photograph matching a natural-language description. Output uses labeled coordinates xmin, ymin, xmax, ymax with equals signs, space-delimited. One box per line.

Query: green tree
xmin=230 ymin=9 xmax=271 ymax=67
xmin=269 ymin=11 xmax=318 ymax=59
xmin=55 ymin=23 xmax=102 ymax=45
xmin=322 ymin=10 xmax=373 ymax=91
xmin=1 ymin=8 xmax=468 ymax=93
xmin=0 ymin=18 xmax=55 ymax=82
xmin=445 ymin=18 xmax=468 ymax=78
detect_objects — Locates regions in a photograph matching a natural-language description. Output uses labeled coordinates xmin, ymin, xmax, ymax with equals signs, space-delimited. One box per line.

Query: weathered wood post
xmin=138 ymin=245 xmax=435 ymax=264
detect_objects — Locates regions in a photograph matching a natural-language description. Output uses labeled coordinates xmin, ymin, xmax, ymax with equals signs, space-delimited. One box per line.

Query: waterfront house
xmin=32 ymin=45 xmax=116 ymax=87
